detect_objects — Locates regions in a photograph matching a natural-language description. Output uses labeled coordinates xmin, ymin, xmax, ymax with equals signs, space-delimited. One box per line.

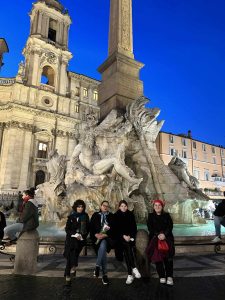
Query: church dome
xmin=40 ymin=0 xmax=64 ymax=12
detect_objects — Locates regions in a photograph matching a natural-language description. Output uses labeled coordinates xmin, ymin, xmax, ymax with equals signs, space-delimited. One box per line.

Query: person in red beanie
xmin=146 ymin=199 xmax=175 ymax=286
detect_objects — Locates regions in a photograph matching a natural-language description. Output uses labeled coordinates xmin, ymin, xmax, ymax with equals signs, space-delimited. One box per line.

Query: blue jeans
xmin=3 ymin=223 xmax=24 ymax=240
xmin=214 ymin=216 xmax=225 ymax=237
xmin=96 ymin=239 xmax=107 ymax=275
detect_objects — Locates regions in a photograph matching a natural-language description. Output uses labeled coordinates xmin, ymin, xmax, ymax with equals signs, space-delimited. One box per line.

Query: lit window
xmin=182 ymin=150 xmax=187 ymax=159
xmin=182 ymin=138 xmax=186 ymax=146
xmin=170 ymin=148 xmax=175 ymax=156
xmin=83 ymin=88 xmax=88 ymax=97
xmin=169 ymin=135 xmax=174 ymax=143
xmin=193 ymin=141 xmax=196 ymax=149
xmin=93 ymin=90 xmax=98 ymax=101
xmin=75 ymin=87 xmax=80 ymax=96
xmin=75 ymin=105 xmax=79 ymax=113
xmin=194 ymin=169 xmax=200 ymax=180
xmin=37 ymin=142 xmax=48 ymax=159
xmin=204 ymin=170 xmax=210 ymax=181
xmin=202 ymin=144 xmax=206 ymax=152
xmin=193 ymin=152 xmax=198 ymax=160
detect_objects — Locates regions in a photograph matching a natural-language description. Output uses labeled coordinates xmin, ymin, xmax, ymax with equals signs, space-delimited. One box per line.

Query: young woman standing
xmin=146 ymin=199 xmax=175 ymax=286
xmin=114 ymin=200 xmax=141 ymax=284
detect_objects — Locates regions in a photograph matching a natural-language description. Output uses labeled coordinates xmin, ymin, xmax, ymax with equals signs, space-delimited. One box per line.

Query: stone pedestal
xmin=14 ymin=230 xmax=39 ymax=275
xmin=135 ymin=229 xmax=151 ymax=278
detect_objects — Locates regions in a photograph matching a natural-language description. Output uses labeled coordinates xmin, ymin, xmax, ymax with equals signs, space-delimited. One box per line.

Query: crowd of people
xmin=1 ymin=188 xmax=225 ymax=288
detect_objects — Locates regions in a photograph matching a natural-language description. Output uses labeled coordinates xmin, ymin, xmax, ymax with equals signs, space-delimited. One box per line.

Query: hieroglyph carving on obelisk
xmin=108 ymin=0 xmax=134 ymax=58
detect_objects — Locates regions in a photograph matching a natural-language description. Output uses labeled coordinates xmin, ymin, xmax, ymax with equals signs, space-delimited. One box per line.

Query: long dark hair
xmin=118 ymin=200 xmax=128 ymax=208
xmin=72 ymin=199 xmax=86 ymax=212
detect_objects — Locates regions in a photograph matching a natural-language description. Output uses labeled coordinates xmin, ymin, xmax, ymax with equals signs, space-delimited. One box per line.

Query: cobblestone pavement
xmin=0 ymin=253 xmax=225 ymax=300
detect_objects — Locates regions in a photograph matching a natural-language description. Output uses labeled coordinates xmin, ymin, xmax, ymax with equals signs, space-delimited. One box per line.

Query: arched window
xmin=48 ymin=19 xmax=57 ymax=42
xmin=41 ymin=66 xmax=55 ymax=87
xmin=35 ymin=170 xmax=45 ymax=187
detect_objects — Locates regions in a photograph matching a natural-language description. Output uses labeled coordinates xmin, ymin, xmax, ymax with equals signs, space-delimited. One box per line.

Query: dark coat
xmin=113 ymin=209 xmax=137 ymax=261
xmin=214 ymin=200 xmax=225 ymax=217
xmin=0 ymin=211 xmax=6 ymax=240
xmin=20 ymin=200 xmax=39 ymax=232
xmin=146 ymin=211 xmax=175 ymax=261
xmin=90 ymin=211 xmax=114 ymax=253
xmin=63 ymin=212 xmax=90 ymax=260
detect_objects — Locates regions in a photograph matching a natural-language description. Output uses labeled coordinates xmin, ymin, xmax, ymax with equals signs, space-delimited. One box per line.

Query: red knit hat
xmin=153 ymin=199 xmax=165 ymax=207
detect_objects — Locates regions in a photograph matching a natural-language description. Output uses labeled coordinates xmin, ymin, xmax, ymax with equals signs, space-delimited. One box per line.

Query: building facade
xmin=156 ymin=131 xmax=225 ymax=198
xmin=0 ymin=0 xmax=99 ymax=193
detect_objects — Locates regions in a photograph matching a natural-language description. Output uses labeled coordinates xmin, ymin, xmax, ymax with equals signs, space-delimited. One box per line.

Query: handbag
xmin=158 ymin=239 xmax=169 ymax=252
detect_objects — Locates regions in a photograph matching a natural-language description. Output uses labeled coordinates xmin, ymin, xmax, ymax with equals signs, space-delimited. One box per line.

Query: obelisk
xmin=98 ymin=0 xmax=144 ymax=119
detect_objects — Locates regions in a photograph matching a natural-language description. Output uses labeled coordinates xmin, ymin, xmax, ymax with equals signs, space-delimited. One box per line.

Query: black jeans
xmin=155 ymin=258 xmax=173 ymax=278
xmin=122 ymin=241 xmax=136 ymax=275
xmin=64 ymin=239 xmax=85 ymax=277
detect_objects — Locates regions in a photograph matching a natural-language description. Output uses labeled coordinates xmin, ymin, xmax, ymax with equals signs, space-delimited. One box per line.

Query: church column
xmin=59 ymin=59 xmax=67 ymax=95
xmin=18 ymin=130 xmax=33 ymax=190
xmin=0 ymin=127 xmax=18 ymax=190
xmin=37 ymin=11 xmax=43 ymax=35
xmin=31 ymin=50 xmax=41 ymax=86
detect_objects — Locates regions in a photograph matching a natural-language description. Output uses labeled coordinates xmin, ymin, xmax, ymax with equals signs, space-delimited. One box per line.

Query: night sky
xmin=0 ymin=0 xmax=224 ymax=146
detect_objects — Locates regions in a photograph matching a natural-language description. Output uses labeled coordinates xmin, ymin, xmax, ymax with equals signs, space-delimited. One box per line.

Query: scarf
xmin=99 ymin=211 xmax=109 ymax=226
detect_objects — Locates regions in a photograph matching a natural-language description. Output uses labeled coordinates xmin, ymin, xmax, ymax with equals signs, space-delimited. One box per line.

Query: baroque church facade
xmin=0 ymin=0 xmax=100 ymax=193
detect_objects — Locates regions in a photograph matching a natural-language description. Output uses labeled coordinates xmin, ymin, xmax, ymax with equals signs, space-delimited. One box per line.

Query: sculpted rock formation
xmin=38 ymin=96 xmax=208 ymax=226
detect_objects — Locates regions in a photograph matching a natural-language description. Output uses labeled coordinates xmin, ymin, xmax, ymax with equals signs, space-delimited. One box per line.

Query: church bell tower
xmin=23 ymin=0 xmax=72 ymax=96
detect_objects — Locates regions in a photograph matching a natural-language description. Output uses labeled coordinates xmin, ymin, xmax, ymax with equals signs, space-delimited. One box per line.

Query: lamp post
xmin=0 ymin=38 xmax=9 ymax=70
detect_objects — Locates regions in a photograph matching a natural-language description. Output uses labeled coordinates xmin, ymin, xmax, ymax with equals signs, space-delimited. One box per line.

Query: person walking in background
xmin=63 ymin=199 xmax=90 ymax=284
xmin=2 ymin=189 xmax=39 ymax=243
xmin=146 ymin=199 xmax=175 ymax=286
xmin=113 ymin=200 xmax=141 ymax=285
xmin=211 ymin=192 xmax=225 ymax=243
xmin=0 ymin=209 xmax=6 ymax=240
xmin=90 ymin=201 xmax=114 ymax=285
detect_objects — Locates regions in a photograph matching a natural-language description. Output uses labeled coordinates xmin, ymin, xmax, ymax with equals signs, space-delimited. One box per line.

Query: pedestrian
xmin=113 ymin=200 xmax=141 ymax=284
xmin=0 ymin=209 xmax=6 ymax=240
xmin=211 ymin=192 xmax=225 ymax=243
xmin=63 ymin=199 xmax=90 ymax=284
xmin=146 ymin=199 xmax=175 ymax=286
xmin=17 ymin=191 xmax=23 ymax=213
xmin=90 ymin=200 xmax=114 ymax=285
xmin=2 ymin=189 xmax=39 ymax=243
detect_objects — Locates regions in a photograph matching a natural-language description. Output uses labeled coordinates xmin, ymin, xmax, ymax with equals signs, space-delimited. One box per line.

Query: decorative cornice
xmin=4 ymin=121 xmax=35 ymax=132
xmin=0 ymin=103 xmax=80 ymax=124
xmin=68 ymin=72 xmax=100 ymax=85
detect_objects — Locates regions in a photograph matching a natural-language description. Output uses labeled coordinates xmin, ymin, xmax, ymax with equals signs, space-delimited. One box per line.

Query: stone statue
xmin=168 ymin=156 xmax=199 ymax=190
xmin=65 ymin=110 xmax=143 ymax=210
xmin=46 ymin=149 xmax=67 ymax=196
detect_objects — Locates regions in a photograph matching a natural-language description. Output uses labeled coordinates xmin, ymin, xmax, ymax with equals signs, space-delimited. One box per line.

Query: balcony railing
xmin=0 ymin=78 xmax=15 ymax=86
xmin=39 ymin=84 xmax=55 ymax=92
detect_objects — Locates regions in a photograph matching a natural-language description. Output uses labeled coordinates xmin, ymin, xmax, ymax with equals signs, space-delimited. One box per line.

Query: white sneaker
xmin=160 ymin=278 xmax=166 ymax=284
xmin=132 ymin=268 xmax=141 ymax=279
xmin=167 ymin=277 xmax=174 ymax=285
xmin=126 ymin=275 xmax=134 ymax=285
xmin=212 ymin=236 xmax=222 ymax=243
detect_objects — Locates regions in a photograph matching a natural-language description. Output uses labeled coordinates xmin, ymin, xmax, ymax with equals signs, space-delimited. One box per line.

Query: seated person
xmin=2 ymin=189 xmax=39 ymax=244
xmin=0 ymin=209 xmax=6 ymax=240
